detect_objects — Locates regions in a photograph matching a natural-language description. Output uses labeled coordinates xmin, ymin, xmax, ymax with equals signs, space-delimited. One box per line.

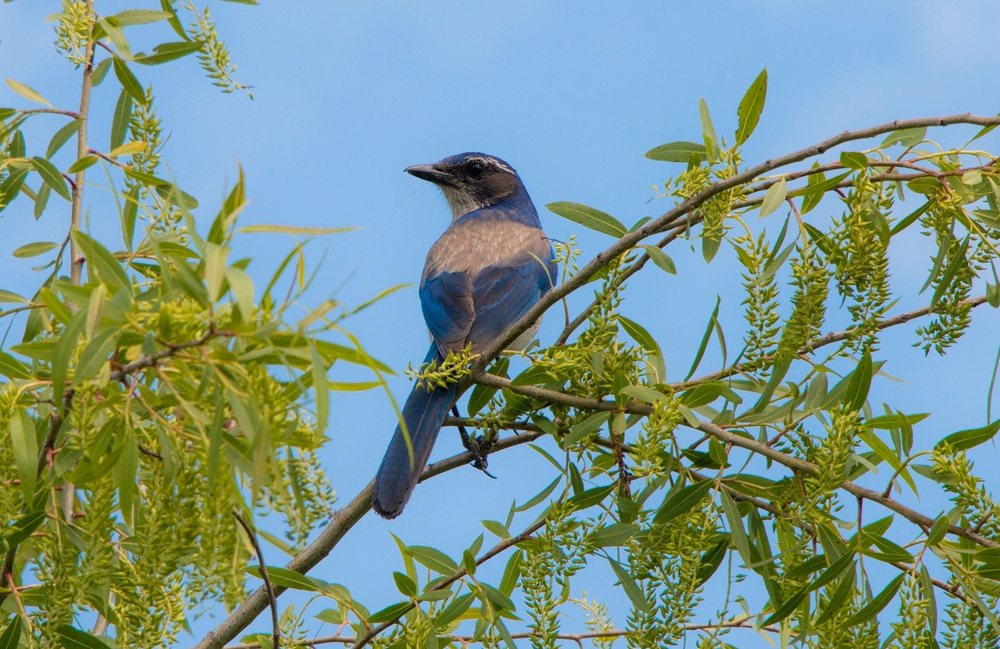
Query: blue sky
xmin=2 ymin=2 xmax=1000 ymax=646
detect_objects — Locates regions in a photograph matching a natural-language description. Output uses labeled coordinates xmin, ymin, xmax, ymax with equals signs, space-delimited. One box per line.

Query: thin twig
xmin=233 ymin=510 xmax=280 ymax=649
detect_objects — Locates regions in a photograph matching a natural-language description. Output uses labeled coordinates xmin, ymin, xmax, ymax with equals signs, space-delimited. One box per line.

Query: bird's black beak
xmin=405 ymin=164 xmax=454 ymax=186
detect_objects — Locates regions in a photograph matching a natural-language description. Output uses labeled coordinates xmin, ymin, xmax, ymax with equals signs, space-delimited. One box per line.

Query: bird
xmin=372 ymin=152 xmax=558 ymax=519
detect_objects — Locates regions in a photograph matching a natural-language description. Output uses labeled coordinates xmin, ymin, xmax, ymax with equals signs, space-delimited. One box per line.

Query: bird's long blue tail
xmin=373 ymin=346 xmax=457 ymax=519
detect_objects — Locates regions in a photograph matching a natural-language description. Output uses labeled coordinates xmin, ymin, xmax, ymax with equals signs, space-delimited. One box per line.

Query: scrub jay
xmin=372 ymin=153 xmax=557 ymax=519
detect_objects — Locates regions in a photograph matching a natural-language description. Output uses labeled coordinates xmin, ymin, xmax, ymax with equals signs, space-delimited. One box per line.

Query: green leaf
xmin=935 ymin=418 xmax=1000 ymax=452
xmin=67 ymin=155 xmax=99 ymax=174
xmin=392 ymin=571 xmax=417 ymax=597
xmin=46 ymin=119 xmax=83 ymax=159
xmin=31 ymin=157 xmax=71 ymax=201
xmin=368 ymin=601 xmax=412 ymax=624
xmin=0 ymin=616 xmax=21 ymax=649
xmin=590 ymin=523 xmax=639 ymax=547
xmin=110 ymin=89 xmax=133 ymax=151
xmin=564 ymin=412 xmax=607 ymax=446
xmin=839 ymin=151 xmax=868 ymax=171
xmin=99 ymin=17 xmax=134 ymax=60
xmin=566 ymin=484 xmax=615 ymax=511
xmin=0 ymin=289 xmax=28 ymax=304
xmin=547 ymin=202 xmax=628 ymax=238
xmin=720 ymin=491 xmax=753 ymax=569
xmin=699 ymin=97 xmax=717 ymax=159
xmin=514 ymin=475 xmax=561 ymax=512
xmin=134 ymin=41 xmax=202 ymax=65
xmin=618 ymin=315 xmax=660 ymax=353
xmin=435 ymin=593 xmax=475 ymax=627
xmin=644 ymin=141 xmax=708 ymax=163
xmin=880 ymin=127 xmax=926 ymax=148
xmin=735 ymin=68 xmax=767 ymax=145
xmin=13 ymin=241 xmax=58 ymax=258
xmin=33 ymin=183 xmax=50 ymax=220
xmin=112 ymin=9 xmax=172 ymax=25
xmin=71 ymin=230 xmax=130 ymax=289
xmin=9 ymin=408 xmax=37 ymax=500
xmin=499 ymin=550 xmax=522 ymax=595
xmin=759 ymin=178 xmax=787 ymax=218
xmin=843 ymin=350 xmax=873 ymax=412
xmin=654 ymin=479 xmax=714 ymax=524
xmin=642 ymin=245 xmax=676 ymax=274
xmin=113 ymin=58 xmax=145 ymax=104
xmin=619 ymin=384 xmax=667 ymax=404
xmin=54 ymin=626 xmax=114 ymax=649
xmin=482 ymin=519 xmax=510 ymax=539
xmin=843 ymin=573 xmax=904 ymax=626
xmin=684 ymin=296 xmax=720 ymax=380
xmin=608 ymin=558 xmax=652 ymax=613
xmin=5 ymin=79 xmax=51 ymax=107
xmin=246 ymin=566 xmax=318 ymax=591
xmin=409 ymin=546 xmax=458 ymax=575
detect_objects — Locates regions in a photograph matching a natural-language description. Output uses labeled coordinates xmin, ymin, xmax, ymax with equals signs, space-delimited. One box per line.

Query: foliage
xmin=3 ymin=5 xmax=1000 ymax=649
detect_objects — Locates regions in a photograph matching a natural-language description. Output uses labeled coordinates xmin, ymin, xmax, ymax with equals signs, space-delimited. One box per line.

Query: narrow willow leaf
xmin=110 ymin=89 xmax=133 ymax=151
xmin=10 ymin=407 xmax=37 ymax=499
xmin=619 ymin=384 xmax=666 ymax=404
xmin=608 ymin=558 xmax=652 ymax=613
xmin=109 ymin=141 xmax=148 ymax=157
xmin=618 ymin=315 xmax=660 ymax=353
xmin=684 ymin=296 xmax=720 ymax=380
xmin=843 ymin=350 xmax=873 ymax=412
xmin=54 ymin=626 xmax=114 ymax=649
xmin=5 ymin=79 xmax=51 ymax=107
xmin=759 ymin=178 xmax=787 ymax=218
xmin=0 ymin=615 xmax=21 ymax=649
xmin=31 ymin=157 xmax=71 ymax=201
xmin=33 ymin=183 xmax=50 ymax=220
xmin=408 ymin=546 xmax=458 ymax=575
xmin=112 ymin=9 xmax=172 ymax=25
xmin=720 ymin=491 xmax=754 ymax=568
xmin=564 ymin=412 xmax=607 ymax=446
xmin=134 ymin=41 xmax=202 ymax=65
xmin=67 ymin=155 xmax=99 ymax=174
xmin=514 ymin=475 xmax=561 ymax=512
xmin=843 ymin=573 xmax=905 ymax=626
xmin=0 ymin=289 xmax=28 ymax=304
xmin=547 ymin=202 xmax=628 ymax=238
xmin=699 ymin=97 xmax=718 ymax=160
xmin=644 ymin=141 xmax=708 ymax=163
xmin=499 ymin=550 xmax=522 ymax=595
xmin=590 ymin=523 xmax=640 ymax=547
xmin=46 ymin=119 xmax=83 ymax=158
xmin=642 ymin=245 xmax=676 ymax=274
xmin=735 ymin=68 xmax=767 ymax=145
xmin=654 ymin=479 xmax=714 ymax=524
xmin=935 ymin=419 xmax=1000 ymax=452
xmin=71 ymin=230 xmax=130 ymax=289
xmin=565 ymin=484 xmax=615 ymax=511
xmin=99 ymin=18 xmax=134 ymax=60
xmin=310 ymin=342 xmax=329 ymax=437
xmin=880 ymin=127 xmax=926 ymax=148
xmin=246 ymin=566 xmax=318 ymax=591
xmin=839 ymin=151 xmax=868 ymax=170
xmin=12 ymin=241 xmax=58 ymax=258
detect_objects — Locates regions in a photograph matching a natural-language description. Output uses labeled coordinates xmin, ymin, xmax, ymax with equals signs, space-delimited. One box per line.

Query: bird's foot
xmin=453 ymin=406 xmax=498 ymax=479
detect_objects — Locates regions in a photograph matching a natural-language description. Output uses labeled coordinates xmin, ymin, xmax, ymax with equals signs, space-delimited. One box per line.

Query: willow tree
xmin=1 ymin=4 xmax=1000 ymax=649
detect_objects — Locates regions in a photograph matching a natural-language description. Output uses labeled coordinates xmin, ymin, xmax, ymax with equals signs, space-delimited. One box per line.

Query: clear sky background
xmin=2 ymin=2 xmax=1000 ymax=647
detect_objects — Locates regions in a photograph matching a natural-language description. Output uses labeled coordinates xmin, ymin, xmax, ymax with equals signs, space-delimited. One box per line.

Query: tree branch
xmin=190 ymin=430 xmax=545 ymax=649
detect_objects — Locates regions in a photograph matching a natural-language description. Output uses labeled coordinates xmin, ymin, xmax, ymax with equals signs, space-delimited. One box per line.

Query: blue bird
xmin=372 ymin=153 xmax=558 ymax=519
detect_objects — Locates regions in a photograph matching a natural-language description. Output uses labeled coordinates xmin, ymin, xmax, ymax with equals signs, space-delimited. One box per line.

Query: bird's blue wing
xmin=420 ymin=271 xmax=475 ymax=354
xmin=466 ymin=256 xmax=554 ymax=350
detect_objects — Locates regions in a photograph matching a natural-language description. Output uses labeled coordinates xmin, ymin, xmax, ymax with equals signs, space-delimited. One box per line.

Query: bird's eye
xmin=467 ymin=162 xmax=485 ymax=179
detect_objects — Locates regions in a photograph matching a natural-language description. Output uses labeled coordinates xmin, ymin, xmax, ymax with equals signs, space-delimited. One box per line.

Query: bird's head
xmin=405 ymin=152 xmax=526 ymax=220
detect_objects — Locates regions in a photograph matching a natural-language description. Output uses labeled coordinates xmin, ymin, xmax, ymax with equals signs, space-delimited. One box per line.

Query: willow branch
xmin=190 ymin=430 xmax=544 ymax=649
xmin=233 ymin=511 xmax=280 ymax=649
xmin=677 ymin=294 xmax=990 ymax=390
xmin=478 ymin=114 xmax=1000 ymax=368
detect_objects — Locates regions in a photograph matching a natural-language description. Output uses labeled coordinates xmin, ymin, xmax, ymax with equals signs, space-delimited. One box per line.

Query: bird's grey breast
xmin=423 ymin=218 xmax=550 ymax=281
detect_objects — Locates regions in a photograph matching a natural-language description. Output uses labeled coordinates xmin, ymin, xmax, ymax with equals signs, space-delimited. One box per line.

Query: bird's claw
xmin=453 ymin=406 xmax=498 ymax=479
